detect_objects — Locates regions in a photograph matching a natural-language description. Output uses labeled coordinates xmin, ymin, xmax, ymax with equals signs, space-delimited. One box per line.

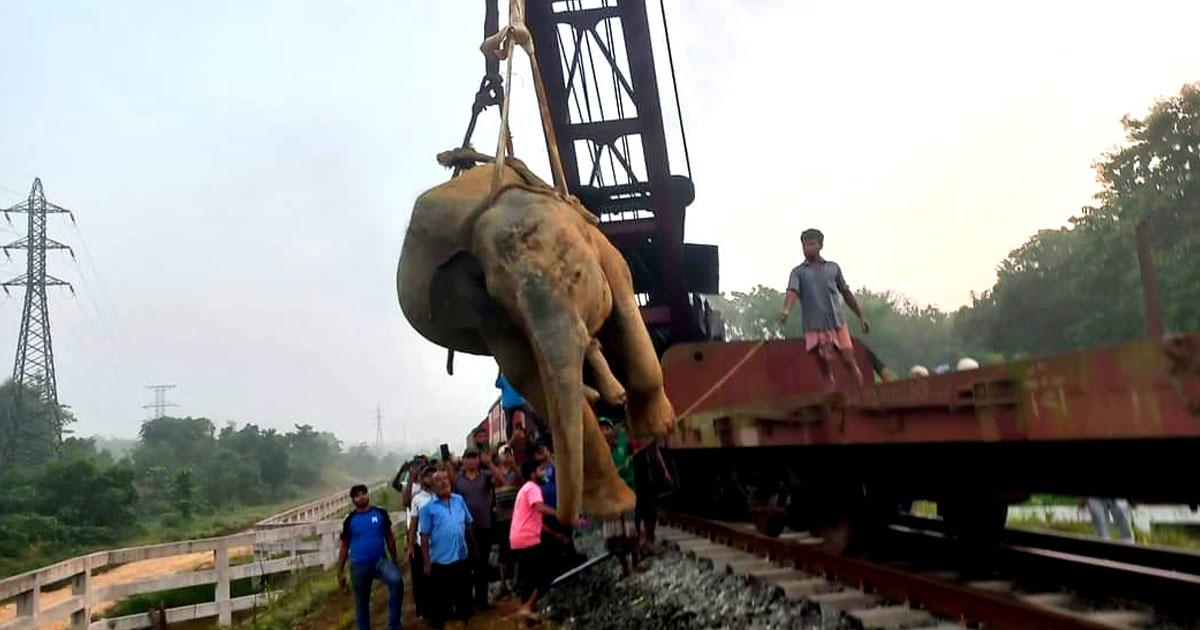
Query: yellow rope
xmin=631 ymin=339 xmax=769 ymax=457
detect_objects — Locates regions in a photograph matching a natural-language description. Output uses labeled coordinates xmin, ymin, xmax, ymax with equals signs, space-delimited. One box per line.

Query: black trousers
xmin=410 ymin=544 xmax=429 ymax=619
xmin=514 ymin=544 xmax=551 ymax=602
xmin=429 ymin=560 xmax=472 ymax=627
xmin=469 ymin=527 xmax=493 ymax=606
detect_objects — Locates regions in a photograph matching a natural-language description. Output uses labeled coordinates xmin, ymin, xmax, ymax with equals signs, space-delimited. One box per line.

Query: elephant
xmin=397 ymin=150 xmax=676 ymax=526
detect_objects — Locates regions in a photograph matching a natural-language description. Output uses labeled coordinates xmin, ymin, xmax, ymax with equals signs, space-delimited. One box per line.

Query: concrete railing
xmin=0 ymin=482 xmax=402 ymax=630
xmin=255 ymin=480 xmax=389 ymax=528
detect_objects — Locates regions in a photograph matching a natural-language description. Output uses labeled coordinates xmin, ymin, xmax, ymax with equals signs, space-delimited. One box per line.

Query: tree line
xmin=713 ymin=81 xmax=1199 ymax=370
xmin=0 ymin=383 xmax=403 ymax=577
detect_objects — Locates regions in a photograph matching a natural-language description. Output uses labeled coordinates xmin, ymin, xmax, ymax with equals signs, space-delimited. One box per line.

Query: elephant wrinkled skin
xmin=397 ymin=160 xmax=676 ymax=525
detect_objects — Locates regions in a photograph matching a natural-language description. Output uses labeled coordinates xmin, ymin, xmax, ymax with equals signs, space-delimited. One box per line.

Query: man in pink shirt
xmin=510 ymin=460 xmax=567 ymax=617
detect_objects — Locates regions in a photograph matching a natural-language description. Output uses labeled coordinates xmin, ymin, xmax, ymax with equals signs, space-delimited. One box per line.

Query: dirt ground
xmin=295 ymin=561 xmax=556 ymax=630
xmin=0 ymin=546 xmax=252 ymax=629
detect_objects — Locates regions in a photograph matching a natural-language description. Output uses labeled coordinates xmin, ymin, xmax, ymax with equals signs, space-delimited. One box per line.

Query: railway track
xmin=658 ymin=509 xmax=1200 ymax=629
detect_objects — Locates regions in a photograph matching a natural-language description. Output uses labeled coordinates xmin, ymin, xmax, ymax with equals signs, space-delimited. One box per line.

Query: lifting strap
xmin=481 ymin=0 xmax=569 ymax=201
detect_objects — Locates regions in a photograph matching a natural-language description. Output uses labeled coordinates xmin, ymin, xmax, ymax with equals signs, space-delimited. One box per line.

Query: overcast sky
xmin=2 ymin=1 xmax=1199 ymax=446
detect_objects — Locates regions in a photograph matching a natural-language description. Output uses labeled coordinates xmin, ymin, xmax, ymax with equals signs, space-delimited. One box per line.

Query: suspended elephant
xmin=396 ymin=150 xmax=676 ymax=525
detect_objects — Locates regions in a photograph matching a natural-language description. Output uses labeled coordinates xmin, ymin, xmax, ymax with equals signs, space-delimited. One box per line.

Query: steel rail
xmin=659 ymin=509 xmax=1119 ymax=630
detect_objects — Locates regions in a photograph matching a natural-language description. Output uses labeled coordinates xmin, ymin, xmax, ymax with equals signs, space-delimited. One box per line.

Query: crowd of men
xmin=387 ymin=424 xmax=594 ymax=627
xmin=332 ymin=410 xmax=674 ymax=630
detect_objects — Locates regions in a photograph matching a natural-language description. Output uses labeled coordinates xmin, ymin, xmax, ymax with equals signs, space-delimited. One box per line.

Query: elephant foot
xmin=627 ymin=389 xmax=676 ymax=438
xmin=586 ymin=339 xmax=629 ymax=407
xmin=598 ymin=380 xmax=627 ymax=407
xmin=583 ymin=475 xmax=636 ymax=520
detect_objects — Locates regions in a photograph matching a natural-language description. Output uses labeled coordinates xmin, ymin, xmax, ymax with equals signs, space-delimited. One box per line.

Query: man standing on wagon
xmin=779 ymin=228 xmax=870 ymax=389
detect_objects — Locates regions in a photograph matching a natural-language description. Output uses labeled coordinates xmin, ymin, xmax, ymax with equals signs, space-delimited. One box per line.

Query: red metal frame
xmin=662 ymin=334 xmax=1200 ymax=450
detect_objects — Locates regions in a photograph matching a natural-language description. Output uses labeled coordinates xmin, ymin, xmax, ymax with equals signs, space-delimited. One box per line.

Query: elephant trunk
xmin=519 ymin=280 xmax=586 ymax=527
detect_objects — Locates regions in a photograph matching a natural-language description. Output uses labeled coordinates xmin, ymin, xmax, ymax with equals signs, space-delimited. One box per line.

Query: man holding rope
xmin=780 ymin=228 xmax=870 ymax=389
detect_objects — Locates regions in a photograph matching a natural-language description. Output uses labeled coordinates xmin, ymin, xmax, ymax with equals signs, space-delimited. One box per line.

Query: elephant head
xmin=398 ymin=156 xmax=676 ymax=525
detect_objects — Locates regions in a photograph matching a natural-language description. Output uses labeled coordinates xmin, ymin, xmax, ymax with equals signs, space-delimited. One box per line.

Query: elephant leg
xmin=594 ymin=238 xmax=676 ymax=438
xmin=473 ymin=191 xmax=636 ymax=525
xmin=585 ymin=339 xmax=627 ymax=406
xmin=484 ymin=330 xmax=632 ymax=522
xmin=581 ymin=402 xmax=635 ymax=519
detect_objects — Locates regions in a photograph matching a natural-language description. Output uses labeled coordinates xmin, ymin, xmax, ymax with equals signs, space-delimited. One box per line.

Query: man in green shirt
xmin=602 ymin=418 xmax=635 ymax=491
xmin=600 ymin=417 xmax=638 ymax=575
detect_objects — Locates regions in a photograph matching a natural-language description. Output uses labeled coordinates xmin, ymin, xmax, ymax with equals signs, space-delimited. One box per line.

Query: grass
xmin=92 ymin=485 xmax=403 ymax=624
xmin=1007 ymin=517 xmax=1200 ymax=550
xmin=232 ymin=570 xmax=348 ymax=630
xmin=103 ymin=576 xmax=260 ymax=618
xmin=910 ymin=497 xmax=1200 ymax=550
xmin=0 ymin=477 xmax=365 ymax=579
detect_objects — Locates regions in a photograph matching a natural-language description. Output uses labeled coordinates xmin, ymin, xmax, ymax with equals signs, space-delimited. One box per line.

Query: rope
xmin=481 ymin=0 xmax=569 ymax=201
xmin=631 ymin=338 xmax=768 ymax=457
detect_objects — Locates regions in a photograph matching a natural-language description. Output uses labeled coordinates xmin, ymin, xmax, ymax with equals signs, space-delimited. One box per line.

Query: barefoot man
xmin=780 ymin=228 xmax=870 ymax=389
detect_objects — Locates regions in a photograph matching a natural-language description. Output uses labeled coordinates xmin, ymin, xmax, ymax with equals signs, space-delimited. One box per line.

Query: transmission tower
xmin=2 ymin=178 xmax=75 ymax=451
xmin=143 ymin=384 xmax=178 ymax=419
xmin=374 ymin=405 xmax=384 ymax=448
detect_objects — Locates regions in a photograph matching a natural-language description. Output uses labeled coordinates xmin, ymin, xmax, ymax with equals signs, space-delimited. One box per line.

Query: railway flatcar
xmin=660 ymin=333 xmax=1200 ymax=549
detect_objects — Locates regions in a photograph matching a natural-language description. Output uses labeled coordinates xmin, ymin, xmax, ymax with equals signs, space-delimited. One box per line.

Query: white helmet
xmin=909 ymin=365 xmax=930 ymax=378
xmin=956 ymin=357 xmax=980 ymax=371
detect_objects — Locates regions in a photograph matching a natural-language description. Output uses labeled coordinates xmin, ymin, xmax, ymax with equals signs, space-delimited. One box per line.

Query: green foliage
xmin=337 ymin=444 xmax=402 ymax=480
xmin=105 ymin=576 xmax=259 ymax=618
xmin=288 ymin=424 xmax=340 ymax=487
xmin=0 ymin=409 xmax=390 ymax=578
xmin=706 ymin=285 xmax=797 ymax=341
xmin=133 ymin=416 xmax=216 ymax=475
xmin=707 ymin=286 xmax=985 ymax=372
xmin=170 ymin=468 xmax=195 ymax=519
xmin=127 ymin=418 xmax=345 ymax=508
xmin=960 ymin=81 xmax=1200 ymax=356
xmin=848 ymin=290 xmax=981 ymax=371
xmin=234 ymin=570 xmax=343 ymax=630
xmin=0 ymin=380 xmax=74 ymax=471
xmin=0 ymin=444 xmax=135 ymax=574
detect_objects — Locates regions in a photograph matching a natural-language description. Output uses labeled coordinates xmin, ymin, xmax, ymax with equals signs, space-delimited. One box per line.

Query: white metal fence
xmin=0 ymin=481 xmax=398 ymax=630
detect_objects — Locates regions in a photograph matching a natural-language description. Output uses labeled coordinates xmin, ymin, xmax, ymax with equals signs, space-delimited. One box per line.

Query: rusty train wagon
xmin=659 ymin=334 xmax=1200 ymax=548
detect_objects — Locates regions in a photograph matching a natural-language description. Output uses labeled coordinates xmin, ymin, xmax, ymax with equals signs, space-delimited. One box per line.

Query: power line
xmin=143 ymin=384 xmax=178 ymax=419
xmin=68 ymin=256 xmax=129 ymax=356
xmin=0 ymin=182 xmax=27 ymax=197
xmin=68 ymin=220 xmax=129 ymax=349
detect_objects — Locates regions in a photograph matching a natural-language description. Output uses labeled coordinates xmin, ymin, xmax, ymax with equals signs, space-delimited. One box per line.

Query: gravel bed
xmin=541 ymin=540 xmax=832 ymax=630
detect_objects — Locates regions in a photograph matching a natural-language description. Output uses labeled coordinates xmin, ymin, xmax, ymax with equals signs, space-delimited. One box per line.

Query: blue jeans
xmin=1086 ymin=498 xmax=1134 ymax=542
xmin=350 ymin=557 xmax=404 ymax=630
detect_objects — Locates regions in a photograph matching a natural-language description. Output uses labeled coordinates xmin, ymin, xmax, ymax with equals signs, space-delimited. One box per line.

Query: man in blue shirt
xmin=337 ymin=484 xmax=403 ymax=630
xmin=533 ymin=441 xmax=556 ymax=508
xmin=496 ymin=371 xmax=538 ymax=442
xmin=419 ymin=471 xmax=477 ymax=629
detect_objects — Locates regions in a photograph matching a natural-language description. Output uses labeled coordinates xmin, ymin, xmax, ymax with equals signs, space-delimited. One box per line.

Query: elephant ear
xmin=430 ymin=250 xmax=504 ymax=329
